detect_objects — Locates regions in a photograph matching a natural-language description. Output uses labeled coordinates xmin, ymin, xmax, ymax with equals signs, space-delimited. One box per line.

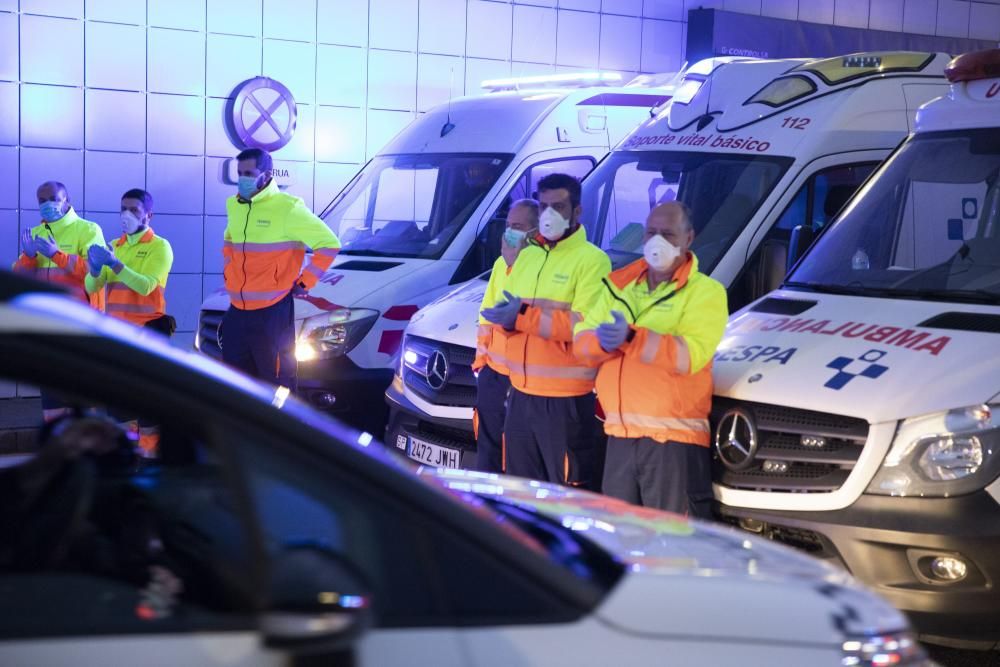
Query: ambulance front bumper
xmin=384 ymin=376 xmax=477 ymax=469
xmin=717 ymin=492 xmax=1000 ymax=649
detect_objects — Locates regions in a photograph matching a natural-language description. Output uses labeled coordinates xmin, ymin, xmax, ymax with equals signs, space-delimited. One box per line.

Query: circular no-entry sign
xmin=228 ymin=77 xmax=298 ymax=152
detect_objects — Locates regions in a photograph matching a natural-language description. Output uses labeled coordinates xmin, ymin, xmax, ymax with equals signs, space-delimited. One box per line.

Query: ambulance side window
xmin=728 ymin=162 xmax=877 ymax=312
xmin=452 ymin=157 xmax=594 ymax=284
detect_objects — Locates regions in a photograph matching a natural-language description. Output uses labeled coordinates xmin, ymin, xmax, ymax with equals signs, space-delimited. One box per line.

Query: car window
xmin=232 ymin=428 xmax=609 ymax=627
xmin=233 ymin=431 xmax=444 ymax=624
xmin=0 ymin=381 xmax=257 ymax=639
xmin=452 ymin=156 xmax=595 ymax=283
xmin=727 ymin=162 xmax=877 ymax=311
xmin=324 ymin=154 xmax=512 ymax=260
xmin=582 ymin=151 xmax=792 ymax=270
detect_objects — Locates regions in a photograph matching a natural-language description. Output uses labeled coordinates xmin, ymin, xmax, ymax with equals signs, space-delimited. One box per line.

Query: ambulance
xmin=710 ymin=48 xmax=1000 ymax=648
xmin=196 ymin=72 xmax=678 ymax=432
xmin=387 ymin=52 xmax=952 ymax=469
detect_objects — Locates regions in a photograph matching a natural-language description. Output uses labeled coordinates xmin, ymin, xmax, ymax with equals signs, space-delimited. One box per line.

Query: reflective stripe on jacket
xmin=85 ymin=228 xmax=173 ymax=326
xmin=573 ymin=254 xmax=728 ymax=446
xmin=12 ymin=208 xmax=105 ymax=310
xmin=223 ymin=179 xmax=341 ymax=310
xmin=494 ymin=226 xmax=611 ymax=397
xmin=474 ymin=256 xmax=513 ymax=375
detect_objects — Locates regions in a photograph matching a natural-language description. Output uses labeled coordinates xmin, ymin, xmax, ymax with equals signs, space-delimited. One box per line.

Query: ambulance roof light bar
xmin=944 ymin=48 xmax=1000 ymax=83
xmin=481 ymin=71 xmax=623 ymax=91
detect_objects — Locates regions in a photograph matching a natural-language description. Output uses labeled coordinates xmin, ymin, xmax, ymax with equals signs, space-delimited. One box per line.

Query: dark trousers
xmin=602 ymin=436 xmax=713 ymax=518
xmin=475 ymin=365 xmax=510 ymax=473
xmin=504 ymin=389 xmax=600 ymax=490
xmin=220 ymin=292 xmax=296 ymax=389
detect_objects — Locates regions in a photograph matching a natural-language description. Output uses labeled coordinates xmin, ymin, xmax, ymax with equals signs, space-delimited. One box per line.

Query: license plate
xmin=407 ymin=436 xmax=461 ymax=469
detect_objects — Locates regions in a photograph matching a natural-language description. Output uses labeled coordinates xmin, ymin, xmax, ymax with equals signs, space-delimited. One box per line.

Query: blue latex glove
xmin=87 ymin=244 xmax=116 ymax=275
xmin=481 ymin=290 xmax=522 ymax=330
xmin=20 ymin=230 xmax=36 ymax=258
xmin=596 ymin=310 xmax=629 ymax=352
xmin=34 ymin=234 xmax=58 ymax=258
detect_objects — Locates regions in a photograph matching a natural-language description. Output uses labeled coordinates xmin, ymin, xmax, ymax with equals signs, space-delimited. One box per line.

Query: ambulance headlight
xmin=867 ymin=404 xmax=1000 ymax=497
xmin=297 ymin=309 xmax=379 ymax=361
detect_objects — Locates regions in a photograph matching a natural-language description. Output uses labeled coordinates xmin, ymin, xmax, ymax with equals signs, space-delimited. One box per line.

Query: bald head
xmin=648 ymin=202 xmax=692 ymax=231
xmin=36 ymin=181 xmax=70 ymax=220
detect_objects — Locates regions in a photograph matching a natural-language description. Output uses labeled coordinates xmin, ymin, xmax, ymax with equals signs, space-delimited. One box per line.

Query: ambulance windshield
xmin=321 ymin=153 xmax=512 ymax=259
xmin=582 ymin=150 xmax=791 ymax=270
xmin=788 ymin=130 xmax=1000 ymax=304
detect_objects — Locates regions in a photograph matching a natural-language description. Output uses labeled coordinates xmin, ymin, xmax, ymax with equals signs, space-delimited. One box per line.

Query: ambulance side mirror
xmin=787 ymin=224 xmax=816 ymax=272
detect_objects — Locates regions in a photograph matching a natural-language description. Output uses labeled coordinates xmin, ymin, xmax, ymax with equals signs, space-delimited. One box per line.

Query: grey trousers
xmin=602 ymin=436 xmax=713 ymax=519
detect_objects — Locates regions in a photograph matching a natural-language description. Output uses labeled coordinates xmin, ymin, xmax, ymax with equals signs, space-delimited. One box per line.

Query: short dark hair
xmin=536 ymin=173 xmax=582 ymax=208
xmin=236 ymin=148 xmax=273 ymax=173
xmin=122 ymin=188 xmax=154 ymax=212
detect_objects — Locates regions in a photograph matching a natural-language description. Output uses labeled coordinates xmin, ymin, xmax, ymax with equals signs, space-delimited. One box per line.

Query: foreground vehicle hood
xmin=423 ymin=468 xmax=908 ymax=644
xmin=713 ymin=290 xmax=1000 ymax=423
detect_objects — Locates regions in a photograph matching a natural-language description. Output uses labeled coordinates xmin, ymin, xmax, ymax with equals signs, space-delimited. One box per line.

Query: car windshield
xmin=581 ymin=150 xmax=792 ymax=270
xmin=787 ymin=130 xmax=1000 ymax=304
xmin=321 ymin=153 xmax=512 ymax=259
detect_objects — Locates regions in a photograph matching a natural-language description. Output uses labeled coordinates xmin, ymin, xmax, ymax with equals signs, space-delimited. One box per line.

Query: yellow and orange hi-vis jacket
xmin=85 ymin=228 xmax=173 ymax=326
xmin=573 ymin=254 xmax=727 ymax=446
xmin=474 ymin=255 xmax=514 ymax=376
xmin=12 ymin=208 xmax=106 ymax=310
xmin=223 ymin=179 xmax=341 ymax=310
xmin=492 ymin=225 xmax=611 ymax=398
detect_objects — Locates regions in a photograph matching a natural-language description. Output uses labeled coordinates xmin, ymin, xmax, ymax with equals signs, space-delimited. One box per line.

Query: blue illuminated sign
xmin=227 ymin=77 xmax=297 ymax=152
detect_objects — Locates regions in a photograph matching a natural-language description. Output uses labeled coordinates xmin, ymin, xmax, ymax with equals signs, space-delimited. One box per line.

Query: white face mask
xmin=121 ymin=210 xmax=145 ymax=236
xmin=539 ymin=206 xmax=570 ymax=241
xmin=643 ymin=234 xmax=681 ymax=271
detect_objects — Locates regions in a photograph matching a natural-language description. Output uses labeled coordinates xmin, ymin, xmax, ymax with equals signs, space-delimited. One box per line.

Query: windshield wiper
xmin=901 ymin=287 xmax=1000 ymax=305
xmin=785 ymin=282 xmax=1000 ymax=304
xmin=784 ymin=282 xmax=896 ymax=297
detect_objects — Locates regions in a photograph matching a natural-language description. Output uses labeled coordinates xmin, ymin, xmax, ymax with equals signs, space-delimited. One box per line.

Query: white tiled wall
xmin=2 ymin=0 xmax=999 ymax=355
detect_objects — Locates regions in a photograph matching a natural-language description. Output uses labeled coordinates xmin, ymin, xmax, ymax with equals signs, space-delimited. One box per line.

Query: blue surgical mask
xmin=39 ymin=201 xmax=64 ymax=222
xmin=503 ymin=227 xmax=529 ymax=248
xmin=238 ymin=176 xmax=259 ymax=200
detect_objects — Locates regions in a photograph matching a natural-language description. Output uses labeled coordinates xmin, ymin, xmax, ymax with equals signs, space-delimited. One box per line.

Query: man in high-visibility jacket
xmin=13 ymin=181 xmax=104 ymax=309
xmin=85 ymin=189 xmax=175 ymax=335
xmin=221 ymin=148 xmax=341 ymax=389
xmin=574 ymin=202 xmax=727 ymax=517
xmin=13 ymin=181 xmax=106 ymax=423
xmin=481 ymin=174 xmax=610 ymax=488
xmin=86 ymin=188 xmax=175 ymax=456
xmin=473 ymin=198 xmax=539 ymax=473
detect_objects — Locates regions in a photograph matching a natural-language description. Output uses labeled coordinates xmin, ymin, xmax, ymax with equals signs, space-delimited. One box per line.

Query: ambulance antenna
xmin=441 ymin=67 xmax=456 ymax=137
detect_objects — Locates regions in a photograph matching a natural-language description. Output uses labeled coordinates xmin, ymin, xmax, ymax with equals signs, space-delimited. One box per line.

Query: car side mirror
xmin=261 ymin=544 xmax=372 ymax=653
xmin=787 ymin=224 xmax=816 ymax=272
xmin=757 ymin=239 xmax=788 ymax=297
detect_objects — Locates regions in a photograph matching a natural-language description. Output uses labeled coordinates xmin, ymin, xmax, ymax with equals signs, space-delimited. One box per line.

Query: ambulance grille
xmin=711 ymin=399 xmax=868 ymax=493
xmin=197 ymin=310 xmax=224 ymax=360
xmin=403 ymin=336 xmax=478 ymax=408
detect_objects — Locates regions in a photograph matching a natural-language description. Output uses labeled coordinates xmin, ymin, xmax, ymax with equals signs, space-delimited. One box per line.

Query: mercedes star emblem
xmin=426 ymin=350 xmax=449 ymax=390
xmin=715 ymin=408 xmax=759 ymax=471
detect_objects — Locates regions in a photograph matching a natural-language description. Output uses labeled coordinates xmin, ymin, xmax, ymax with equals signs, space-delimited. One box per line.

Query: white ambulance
xmin=196 ymin=73 xmax=677 ymax=432
xmin=387 ymin=52 xmax=951 ymax=469
xmin=710 ymin=48 xmax=1000 ymax=649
